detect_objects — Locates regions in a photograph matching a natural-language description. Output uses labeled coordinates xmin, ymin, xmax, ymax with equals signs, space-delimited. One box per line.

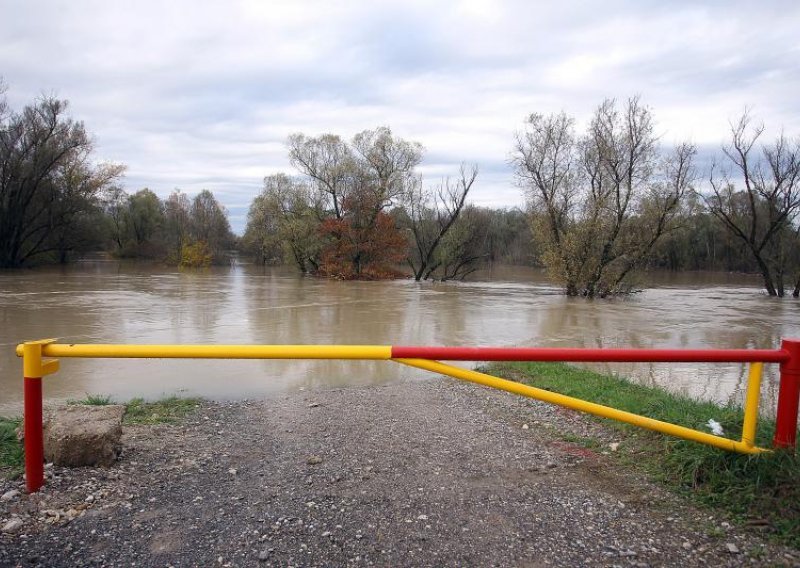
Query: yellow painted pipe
xmin=16 ymin=343 xmax=392 ymax=360
xmin=741 ymin=363 xmax=763 ymax=448
xmin=394 ymin=358 xmax=768 ymax=454
xmin=22 ymin=339 xmax=59 ymax=378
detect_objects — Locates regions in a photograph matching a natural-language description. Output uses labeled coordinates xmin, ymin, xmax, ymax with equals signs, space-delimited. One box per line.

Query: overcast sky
xmin=2 ymin=0 xmax=799 ymax=233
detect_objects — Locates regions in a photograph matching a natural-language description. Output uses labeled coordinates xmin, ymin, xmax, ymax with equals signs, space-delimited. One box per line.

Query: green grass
xmin=123 ymin=396 xmax=202 ymax=425
xmin=63 ymin=393 xmax=202 ymax=424
xmin=0 ymin=417 xmax=24 ymax=478
xmin=0 ymin=396 xmax=201 ymax=480
xmin=67 ymin=393 xmax=114 ymax=406
xmin=484 ymin=361 xmax=800 ymax=548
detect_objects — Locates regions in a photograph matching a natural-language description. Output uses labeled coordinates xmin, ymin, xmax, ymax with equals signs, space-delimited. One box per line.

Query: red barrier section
xmin=23 ymin=377 xmax=44 ymax=493
xmin=774 ymin=338 xmax=800 ymax=448
xmin=391 ymin=346 xmax=790 ymax=364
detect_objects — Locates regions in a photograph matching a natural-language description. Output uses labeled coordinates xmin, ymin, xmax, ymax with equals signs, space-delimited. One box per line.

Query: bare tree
xmin=102 ymin=186 xmax=128 ymax=250
xmin=403 ymin=163 xmax=478 ymax=280
xmin=512 ymin=111 xmax=582 ymax=293
xmin=286 ymin=128 xmax=422 ymax=278
xmin=512 ymin=97 xmax=695 ymax=297
xmin=0 ymin=94 xmax=123 ymax=267
xmin=48 ymin=160 xmax=125 ymax=262
xmin=287 ymin=133 xmax=352 ymax=220
xmin=351 ymin=127 xmax=423 ymax=214
xmin=793 ymin=224 xmax=800 ymax=297
xmin=705 ymin=111 xmax=800 ymax=297
xmin=289 ymin=128 xmax=422 ymax=219
xmin=164 ymin=190 xmax=191 ymax=259
xmin=436 ymin=205 xmax=489 ymax=281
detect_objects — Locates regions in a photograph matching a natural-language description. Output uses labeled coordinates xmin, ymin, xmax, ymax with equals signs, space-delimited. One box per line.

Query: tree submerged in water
xmin=512 ymin=97 xmax=696 ymax=298
xmin=704 ymin=111 xmax=800 ymax=298
xmin=243 ymin=127 xmax=481 ymax=281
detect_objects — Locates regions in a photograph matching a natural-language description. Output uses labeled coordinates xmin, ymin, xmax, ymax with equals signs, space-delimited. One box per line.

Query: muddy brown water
xmin=1 ymin=261 xmax=798 ymax=416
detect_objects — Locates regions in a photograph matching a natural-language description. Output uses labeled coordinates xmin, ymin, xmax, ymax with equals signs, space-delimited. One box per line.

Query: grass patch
xmin=64 ymin=393 xmax=202 ymax=424
xmin=1 ymin=396 xmax=201 ymax=480
xmin=124 ymin=396 xmax=202 ymax=425
xmin=67 ymin=393 xmax=114 ymax=406
xmin=0 ymin=417 xmax=24 ymax=478
xmin=484 ymin=361 xmax=800 ymax=548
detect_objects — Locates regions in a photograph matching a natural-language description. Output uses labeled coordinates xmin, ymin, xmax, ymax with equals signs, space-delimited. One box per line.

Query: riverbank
xmin=483 ymin=362 xmax=800 ymax=548
xmin=2 ymin=377 xmax=799 ymax=567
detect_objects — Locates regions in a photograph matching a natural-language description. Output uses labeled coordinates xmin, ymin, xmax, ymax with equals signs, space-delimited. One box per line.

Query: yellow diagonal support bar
xmin=16 ymin=343 xmax=392 ymax=360
xmin=394 ymin=358 xmax=768 ymax=455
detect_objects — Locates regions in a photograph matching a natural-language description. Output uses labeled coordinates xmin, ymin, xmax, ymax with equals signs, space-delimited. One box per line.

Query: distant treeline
xmin=1 ymin=82 xmax=798 ymax=296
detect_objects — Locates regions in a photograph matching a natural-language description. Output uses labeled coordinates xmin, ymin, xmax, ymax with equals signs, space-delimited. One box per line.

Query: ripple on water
xmin=0 ymin=263 xmax=796 ymax=416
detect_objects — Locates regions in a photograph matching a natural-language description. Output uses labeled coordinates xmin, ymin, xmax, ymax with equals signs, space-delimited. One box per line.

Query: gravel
xmin=1 ymin=377 xmax=798 ymax=567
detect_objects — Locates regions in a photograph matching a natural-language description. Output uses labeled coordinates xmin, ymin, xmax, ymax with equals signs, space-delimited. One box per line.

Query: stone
xmin=306 ymin=455 xmax=323 ymax=465
xmin=43 ymin=405 xmax=125 ymax=467
xmin=726 ymin=543 xmax=740 ymax=554
xmin=2 ymin=518 xmax=23 ymax=533
xmin=1 ymin=489 xmax=20 ymax=501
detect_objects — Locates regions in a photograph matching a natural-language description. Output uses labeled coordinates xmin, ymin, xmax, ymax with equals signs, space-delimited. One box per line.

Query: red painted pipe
xmin=774 ymin=338 xmax=800 ymax=449
xmin=391 ymin=346 xmax=789 ymax=364
xmin=23 ymin=377 xmax=44 ymax=493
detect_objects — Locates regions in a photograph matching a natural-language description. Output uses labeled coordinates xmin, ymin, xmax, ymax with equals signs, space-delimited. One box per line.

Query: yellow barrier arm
xmin=16 ymin=343 xmax=392 ymax=360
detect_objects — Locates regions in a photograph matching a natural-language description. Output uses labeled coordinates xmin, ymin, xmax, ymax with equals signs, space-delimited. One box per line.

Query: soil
xmin=1 ymin=377 xmax=798 ymax=567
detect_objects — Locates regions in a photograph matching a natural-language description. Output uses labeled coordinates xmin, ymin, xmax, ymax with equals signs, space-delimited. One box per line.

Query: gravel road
xmin=1 ymin=377 xmax=798 ymax=567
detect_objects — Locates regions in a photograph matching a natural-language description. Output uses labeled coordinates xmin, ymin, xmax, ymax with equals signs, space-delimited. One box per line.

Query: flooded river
xmin=1 ymin=261 xmax=798 ymax=416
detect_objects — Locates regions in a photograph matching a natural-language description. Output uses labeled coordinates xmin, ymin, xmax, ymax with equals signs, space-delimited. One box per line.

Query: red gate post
xmin=23 ymin=375 xmax=44 ymax=493
xmin=774 ymin=338 xmax=800 ymax=449
xmin=22 ymin=340 xmax=59 ymax=493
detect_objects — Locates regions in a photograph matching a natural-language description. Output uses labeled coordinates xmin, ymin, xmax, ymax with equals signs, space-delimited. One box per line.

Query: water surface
xmin=1 ymin=261 xmax=797 ymax=416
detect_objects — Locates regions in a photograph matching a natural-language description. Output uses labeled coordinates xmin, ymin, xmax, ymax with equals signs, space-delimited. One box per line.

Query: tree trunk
xmin=565 ymin=282 xmax=579 ymax=297
xmin=753 ymin=251 xmax=777 ymax=296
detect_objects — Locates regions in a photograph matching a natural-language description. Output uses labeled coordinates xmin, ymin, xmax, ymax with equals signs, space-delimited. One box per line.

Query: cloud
xmin=1 ymin=0 xmax=798 ymax=233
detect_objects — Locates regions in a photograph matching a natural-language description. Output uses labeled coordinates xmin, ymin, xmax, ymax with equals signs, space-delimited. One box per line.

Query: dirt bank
xmin=1 ymin=378 xmax=798 ymax=567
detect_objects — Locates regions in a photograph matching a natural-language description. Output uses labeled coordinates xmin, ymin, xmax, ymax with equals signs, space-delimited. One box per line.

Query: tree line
xmin=2 ymin=82 xmax=798 ymax=297
xmin=511 ymin=98 xmax=799 ymax=297
xmin=104 ymin=187 xmax=234 ymax=266
xmin=0 ymin=83 xmax=234 ymax=268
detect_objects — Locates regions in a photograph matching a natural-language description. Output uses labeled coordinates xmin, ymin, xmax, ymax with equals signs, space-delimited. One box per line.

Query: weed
xmin=124 ymin=396 xmax=202 ymax=425
xmin=0 ymin=417 xmax=23 ymax=478
xmin=68 ymin=393 xmax=114 ymax=406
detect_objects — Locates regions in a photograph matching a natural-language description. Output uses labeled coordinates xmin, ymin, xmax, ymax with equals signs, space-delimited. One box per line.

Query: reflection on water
xmin=1 ymin=261 xmax=797 ymax=416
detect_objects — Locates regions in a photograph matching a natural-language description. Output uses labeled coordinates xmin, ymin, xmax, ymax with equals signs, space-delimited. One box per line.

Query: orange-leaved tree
xmin=316 ymin=194 xmax=407 ymax=279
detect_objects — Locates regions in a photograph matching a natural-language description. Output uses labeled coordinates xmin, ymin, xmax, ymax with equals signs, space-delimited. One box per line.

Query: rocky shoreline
xmin=1 ymin=378 xmax=798 ymax=567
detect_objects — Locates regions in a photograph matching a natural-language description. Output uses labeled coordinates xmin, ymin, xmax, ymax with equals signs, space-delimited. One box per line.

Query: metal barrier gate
xmin=16 ymin=338 xmax=800 ymax=493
